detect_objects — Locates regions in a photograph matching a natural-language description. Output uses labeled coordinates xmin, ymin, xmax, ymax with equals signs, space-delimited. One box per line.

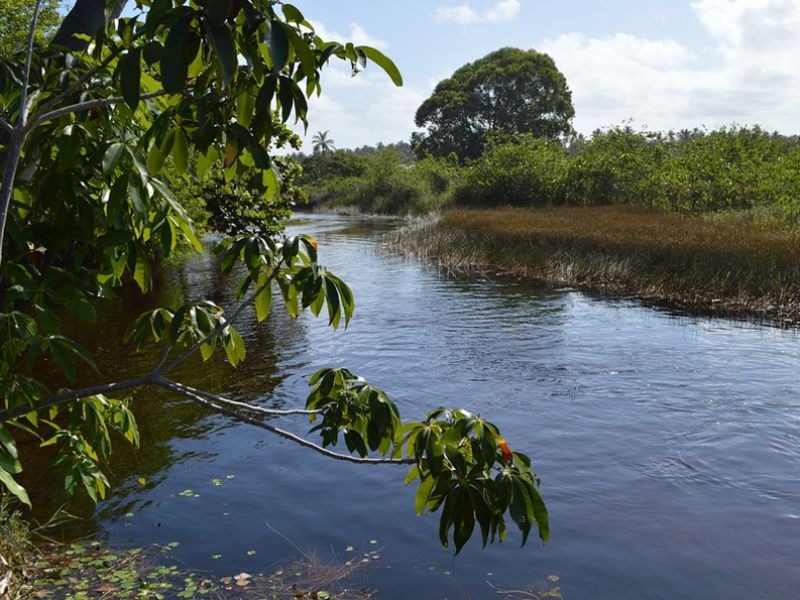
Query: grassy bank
xmin=391 ymin=206 xmax=800 ymax=322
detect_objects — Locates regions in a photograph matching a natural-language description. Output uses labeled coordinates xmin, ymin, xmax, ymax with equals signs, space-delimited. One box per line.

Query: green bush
xmin=453 ymin=135 xmax=569 ymax=207
xmin=563 ymin=127 xmax=664 ymax=207
xmin=316 ymin=149 xmax=456 ymax=215
xmin=563 ymin=126 xmax=800 ymax=215
xmin=297 ymin=126 xmax=800 ymax=220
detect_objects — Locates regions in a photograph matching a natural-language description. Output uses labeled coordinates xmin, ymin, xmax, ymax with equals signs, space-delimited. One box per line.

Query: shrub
xmin=562 ymin=127 xmax=665 ymax=207
xmin=453 ymin=135 xmax=569 ymax=207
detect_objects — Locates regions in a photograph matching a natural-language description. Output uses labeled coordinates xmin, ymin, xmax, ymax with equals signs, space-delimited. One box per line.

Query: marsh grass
xmin=391 ymin=206 xmax=800 ymax=322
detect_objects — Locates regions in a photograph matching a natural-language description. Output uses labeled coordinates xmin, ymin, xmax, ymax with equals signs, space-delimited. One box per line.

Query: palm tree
xmin=311 ymin=130 xmax=336 ymax=156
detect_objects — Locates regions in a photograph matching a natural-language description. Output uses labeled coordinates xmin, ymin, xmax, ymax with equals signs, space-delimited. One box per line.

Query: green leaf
xmin=49 ymin=338 xmax=76 ymax=382
xmin=206 ymin=0 xmax=231 ymax=26
xmin=160 ymin=16 xmax=200 ymax=93
xmin=119 ymin=48 xmax=142 ymax=110
xmin=280 ymin=22 xmax=316 ymax=78
xmin=103 ymin=143 xmax=126 ymax=175
xmin=223 ymin=327 xmax=246 ymax=366
xmin=414 ymin=476 xmax=435 ymax=515
xmin=0 ymin=469 xmax=30 ymax=507
xmin=207 ymin=23 xmax=237 ymax=87
xmin=281 ymin=4 xmax=305 ymax=23
xmin=134 ymin=254 xmax=152 ymax=293
xmin=0 ymin=426 xmax=19 ymax=462
xmin=255 ymin=275 xmax=273 ymax=322
xmin=357 ymin=45 xmax=403 ymax=86
xmin=172 ymin=128 xmax=189 ymax=175
xmin=146 ymin=143 xmax=165 ymax=175
xmin=269 ymin=19 xmax=290 ymax=72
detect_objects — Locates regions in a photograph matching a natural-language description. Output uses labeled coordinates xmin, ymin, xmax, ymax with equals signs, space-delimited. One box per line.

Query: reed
xmin=391 ymin=206 xmax=800 ymax=322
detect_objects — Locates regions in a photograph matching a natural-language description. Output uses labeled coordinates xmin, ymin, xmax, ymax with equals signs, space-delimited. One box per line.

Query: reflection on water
xmin=27 ymin=214 xmax=800 ymax=599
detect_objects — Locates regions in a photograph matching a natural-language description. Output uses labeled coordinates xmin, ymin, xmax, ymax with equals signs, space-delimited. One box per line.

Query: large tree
xmin=412 ymin=47 xmax=575 ymax=161
xmin=0 ymin=0 xmax=548 ymax=554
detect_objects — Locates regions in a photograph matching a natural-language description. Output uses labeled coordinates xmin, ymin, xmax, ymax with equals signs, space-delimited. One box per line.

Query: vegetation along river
xmin=30 ymin=214 xmax=800 ymax=598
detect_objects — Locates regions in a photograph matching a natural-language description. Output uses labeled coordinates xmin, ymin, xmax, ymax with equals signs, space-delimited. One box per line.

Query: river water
xmin=31 ymin=214 xmax=800 ymax=598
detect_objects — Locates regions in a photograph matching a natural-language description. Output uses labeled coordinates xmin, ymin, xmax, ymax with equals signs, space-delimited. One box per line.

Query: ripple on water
xmin=31 ymin=214 xmax=800 ymax=600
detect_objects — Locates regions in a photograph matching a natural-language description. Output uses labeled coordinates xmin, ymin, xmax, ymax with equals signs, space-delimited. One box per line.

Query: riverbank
xmin=389 ymin=206 xmax=800 ymax=323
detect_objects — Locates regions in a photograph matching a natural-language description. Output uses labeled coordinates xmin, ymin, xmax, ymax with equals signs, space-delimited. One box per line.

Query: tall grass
xmin=393 ymin=206 xmax=800 ymax=322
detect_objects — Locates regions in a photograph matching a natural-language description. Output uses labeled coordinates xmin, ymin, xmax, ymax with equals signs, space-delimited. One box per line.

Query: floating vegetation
xmin=15 ymin=541 xmax=378 ymax=599
xmin=486 ymin=574 xmax=564 ymax=599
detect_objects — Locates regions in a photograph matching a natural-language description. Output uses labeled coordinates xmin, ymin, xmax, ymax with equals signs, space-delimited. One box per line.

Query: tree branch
xmin=0 ymin=375 xmax=155 ymax=424
xmin=162 ymin=263 xmax=283 ymax=374
xmin=20 ymin=0 xmax=44 ymax=130
xmin=28 ymin=89 xmax=170 ymax=131
xmin=33 ymin=26 xmax=145 ymax=125
xmin=156 ymin=378 xmax=321 ymax=416
xmin=154 ymin=377 xmax=414 ymax=465
xmin=0 ymin=118 xmax=12 ymax=135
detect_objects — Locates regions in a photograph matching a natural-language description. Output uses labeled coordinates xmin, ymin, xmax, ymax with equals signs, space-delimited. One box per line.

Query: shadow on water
xmin=22 ymin=245 xmax=310 ymax=535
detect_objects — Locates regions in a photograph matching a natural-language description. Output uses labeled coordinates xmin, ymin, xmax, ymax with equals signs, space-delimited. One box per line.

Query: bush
xmin=453 ymin=135 xmax=569 ymax=207
xmin=312 ymin=149 xmax=456 ymax=215
xmin=563 ymin=127 xmax=664 ymax=207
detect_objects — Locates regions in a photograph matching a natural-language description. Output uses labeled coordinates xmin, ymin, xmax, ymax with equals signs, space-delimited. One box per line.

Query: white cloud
xmin=540 ymin=0 xmax=800 ymax=134
xmin=486 ymin=0 xmax=521 ymax=23
xmin=309 ymin=20 xmax=389 ymax=50
xmin=435 ymin=0 xmax=520 ymax=25
xmin=435 ymin=4 xmax=481 ymax=25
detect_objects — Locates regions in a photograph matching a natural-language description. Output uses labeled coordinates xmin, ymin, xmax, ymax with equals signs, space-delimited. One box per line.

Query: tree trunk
xmin=51 ymin=0 xmax=128 ymax=51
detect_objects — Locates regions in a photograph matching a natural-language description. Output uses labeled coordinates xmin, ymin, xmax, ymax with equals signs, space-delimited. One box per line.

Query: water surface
xmin=32 ymin=214 xmax=800 ymax=599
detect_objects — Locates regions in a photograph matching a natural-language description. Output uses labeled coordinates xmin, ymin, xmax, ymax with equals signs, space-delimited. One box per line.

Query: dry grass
xmin=391 ymin=206 xmax=800 ymax=322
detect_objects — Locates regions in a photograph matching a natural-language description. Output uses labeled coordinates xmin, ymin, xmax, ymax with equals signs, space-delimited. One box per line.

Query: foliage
xmin=305 ymin=149 xmax=457 ymax=215
xmin=0 ymin=0 xmax=62 ymax=59
xmin=395 ymin=125 xmax=800 ymax=219
xmin=306 ymin=369 xmax=548 ymax=553
xmin=562 ymin=127 xmax=664 ymax=208
xmin=0 ymin=0 xmax=548 ymax=555
xmin=298 ymin=149 xmax=369 ymax=186
xmin=412 ymin=47 xmax=575 ymax=161
xmin=453 ymin=134 xmax=569 ymax=207
xmin=176 ymin=116 xmax=305 ymax=236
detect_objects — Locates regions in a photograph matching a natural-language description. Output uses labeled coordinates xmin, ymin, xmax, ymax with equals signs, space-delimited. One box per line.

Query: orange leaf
xmin=497 ymin=437 xmax=513 ymax=465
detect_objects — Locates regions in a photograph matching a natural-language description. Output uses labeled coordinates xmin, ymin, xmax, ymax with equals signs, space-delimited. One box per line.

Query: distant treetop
xmin=412 ymin=47 xmax=575 ymax=161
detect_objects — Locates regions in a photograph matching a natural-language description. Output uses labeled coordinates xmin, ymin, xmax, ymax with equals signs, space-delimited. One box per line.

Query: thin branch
xmin=0 ymin=375 xmax=155 ymax=424
xmin=28 ymin=89 xmax=170 ymax=131
xmin=0 ymin=118 xmax=11 ymax=135
xmin=153 ymin=343 xmax=173 ymax=373
xmin=158 ymin=378 xmax=321 ymax=416
xmin=154 ymin=377 xmax=414 ymax=466
xmin=19 ymin=0 xmax=44 ymax=130
xmin=162 ymin=263 xmax=283 ymax=374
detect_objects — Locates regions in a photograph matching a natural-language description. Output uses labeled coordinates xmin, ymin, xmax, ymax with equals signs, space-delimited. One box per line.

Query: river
xmin=30 ymin=214 xmax=800 ymax=598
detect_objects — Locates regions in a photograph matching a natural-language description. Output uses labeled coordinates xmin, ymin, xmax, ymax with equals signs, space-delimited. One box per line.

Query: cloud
xmin=309 ymin=20 xmax=389 ymax=50
xmin=435 ymin=0 xmax=520 ymax=25
xmin=434 ymin=4 xmax=481 ymax=25
xmin=540 ymin=0 xmax=800 ymax=134
xmin=486 ymin=0 xmax=521 ymax=22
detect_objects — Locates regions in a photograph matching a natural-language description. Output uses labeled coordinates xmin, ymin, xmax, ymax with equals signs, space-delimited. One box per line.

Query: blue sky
xmin=290 ymin=0 xmax=800 ymax=150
